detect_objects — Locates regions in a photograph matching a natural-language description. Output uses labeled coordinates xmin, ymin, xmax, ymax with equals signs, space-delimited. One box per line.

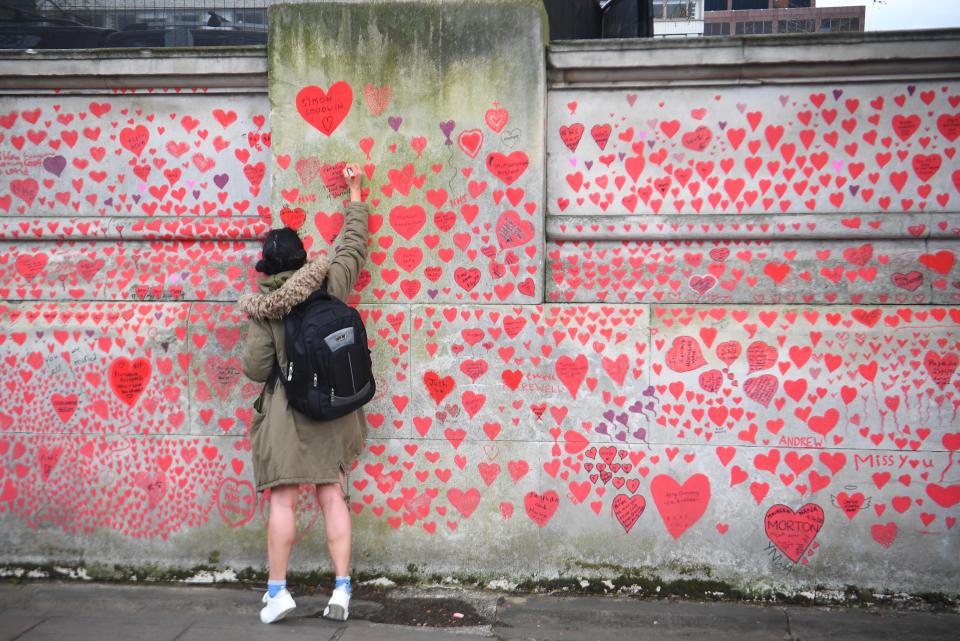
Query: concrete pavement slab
xmin=785 ymin=606 xmax=959 ymax=641
xmin=336 ymin=621 xmax=493 ymax=640
xmin=178 ymin=617 xmax=343 ymax=641
xmin=0 ymin=612 xmax=45 ymax=641
xmin=9 ymin=613 xmax=193 ymax=641
xmin=494 ymin=595 xmax=791 ymax=641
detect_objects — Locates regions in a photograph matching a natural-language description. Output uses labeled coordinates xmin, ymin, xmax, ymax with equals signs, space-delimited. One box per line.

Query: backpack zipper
xmin=347 ymin=352 xmax=357 ymax=394
xmin=286 ymin=362 xmax=294 ymax=381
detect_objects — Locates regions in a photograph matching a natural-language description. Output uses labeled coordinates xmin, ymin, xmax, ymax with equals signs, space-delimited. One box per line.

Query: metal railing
xmin=1 ymin=0 xmax=267 ymax=48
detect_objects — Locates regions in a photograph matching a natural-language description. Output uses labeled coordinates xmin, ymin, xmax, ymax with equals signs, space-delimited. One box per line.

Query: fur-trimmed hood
xmin=238 ymin=256 xmax=330 ymax=320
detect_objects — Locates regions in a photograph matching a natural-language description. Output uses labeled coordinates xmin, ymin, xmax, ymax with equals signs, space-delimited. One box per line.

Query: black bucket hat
xmin=255 ymin=227 xmax=307 ymax=275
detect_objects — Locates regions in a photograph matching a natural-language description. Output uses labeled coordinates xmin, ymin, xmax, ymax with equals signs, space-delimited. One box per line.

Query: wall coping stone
xmin=0 ymin=47 xmax=267 ymax=91
xmin=549 ymin=29 xmax=960 ymax=88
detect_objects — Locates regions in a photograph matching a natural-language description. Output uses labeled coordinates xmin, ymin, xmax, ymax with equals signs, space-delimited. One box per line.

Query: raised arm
xmin=324 ymin=164 xmax=370 ymax=301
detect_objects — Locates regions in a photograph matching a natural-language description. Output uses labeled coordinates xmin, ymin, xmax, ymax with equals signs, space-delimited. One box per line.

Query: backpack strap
xmin=254 ymin=359 xmax=283 ymax=413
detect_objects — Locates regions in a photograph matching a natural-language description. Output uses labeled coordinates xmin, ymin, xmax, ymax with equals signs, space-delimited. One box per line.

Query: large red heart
xmin=764 ymin=503 xmax=823 ymax=563
xmin=109 ymin=357 xmax=151 ymax=407
xmin=524 ymin=490 xmax=559 ymax=527
xmin=651 ymin=473 xmax=711 ymax=539
xmin=612 ymin=494 xmax=645 ymax=533
xmin=296 ymin=82 xmax=353 ymax=136
xmin=486 ymin=151 xmax=528 ymax=185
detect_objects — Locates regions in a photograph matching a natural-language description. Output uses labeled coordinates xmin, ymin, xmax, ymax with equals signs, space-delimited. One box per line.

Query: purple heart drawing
xmin=439 ymin=120 xmax=455 ymax=144
xmin=718 ymin=120 xmax=727 ymax=130
xmin=595 ymin=423 xmax=609 ymax=435
xmin=132 ymin=194 xmax=140 ymax=203
xmin=833 ymin=88 xmax=843 ymax=100
xmin=388 ymin=116 xmax=403 ymax=132
xmin=42 ymin=155 xmax=66 ymax=177
xmin=633 ymin=428 xmax=647 ymax=441
xmin=213 ymin=173 xmax=229 ymax=189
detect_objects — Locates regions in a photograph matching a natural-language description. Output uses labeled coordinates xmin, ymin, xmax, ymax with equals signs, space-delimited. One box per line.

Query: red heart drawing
xmin=665 ymin=336 xmax=707 ymax=373
xmin=423 ymin=371 xmax=455 ymax=405
xmin=495 ymin=210 xmax=534 ymax=249
xmin=834 ymin=492 xmax=865 ymax=520
xmin=924 ymin=351 xmax=959 ymax=389
xmin=447 ymin=487 xmax=481 ymax=518
xmin=296 ymin=82 xmax=353 ymax=136
xmin=217 ymin=478 xmax=256 ymax=527
xmin=109 ymin=357 xmax=151 ymax=407
xmin=743 ymin=374 xmax=778 ymax=408
xmin=363 ymin=84 xmax=392 ymax=116
xmin=871 ymin=522 xmax=897 ymax=548
xmin=458 ymin=129 xmax=483 ymax=159
xmin=486 ymin=151 xmax=528 ymax=185
xmin=524 ymin=490 xmax=559 ymax=527
xmin=764 ymin=503 xmax=824 ymax=563
xmin=612 ymin=493 xmax=645 ymax=533
xmin=555 ymin=354 xmax=588 ymax=399
xmin=651 ymin=473 xmax=711 ymax=539
xmin=119 ymin=124 xmax=149 ymax=156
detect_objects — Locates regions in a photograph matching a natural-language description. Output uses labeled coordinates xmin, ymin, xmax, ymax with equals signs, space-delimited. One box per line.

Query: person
xmin=239 ymin=164 xmax=369 ymax=624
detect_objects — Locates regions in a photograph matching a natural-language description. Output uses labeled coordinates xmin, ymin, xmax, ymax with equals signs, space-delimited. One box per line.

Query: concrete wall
xmin=0 ymin=10 xmax=958 ymax=598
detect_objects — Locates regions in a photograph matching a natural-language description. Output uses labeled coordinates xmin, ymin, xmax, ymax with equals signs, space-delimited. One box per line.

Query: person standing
xmin=239 ymin=164 xmax=369 ymax=623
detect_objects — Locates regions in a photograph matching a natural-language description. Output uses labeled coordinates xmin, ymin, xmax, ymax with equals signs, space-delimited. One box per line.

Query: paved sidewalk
xmin=0 ymin=581 xmax=957 ymax=641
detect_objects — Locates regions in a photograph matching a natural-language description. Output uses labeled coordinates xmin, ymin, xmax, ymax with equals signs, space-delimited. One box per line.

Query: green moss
xmin=3 ymin=560 xmax=956 ymax=611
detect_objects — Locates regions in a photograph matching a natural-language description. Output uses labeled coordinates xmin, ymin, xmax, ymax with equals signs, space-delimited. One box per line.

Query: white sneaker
xmin=322 ymin=586 xmax=350 ymax=621
xmin=260 ymin=588 xmax=296 ymax=624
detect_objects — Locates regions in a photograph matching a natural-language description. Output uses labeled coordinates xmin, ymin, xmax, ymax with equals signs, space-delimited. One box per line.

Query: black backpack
xmin=271 ymin=280 xmax=375 ymax=421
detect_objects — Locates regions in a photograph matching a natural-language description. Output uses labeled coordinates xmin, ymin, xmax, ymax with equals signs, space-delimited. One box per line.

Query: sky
xmin=816 ymin=0 xmax=960 ymax=31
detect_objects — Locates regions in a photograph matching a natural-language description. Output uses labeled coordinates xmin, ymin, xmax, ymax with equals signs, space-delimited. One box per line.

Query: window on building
xmin=235 ymin=9 xmax=266 ymax=27
xmin=735 ymin=20 xmax=772 ymax=34
xmin=666 ymin=0 xmax=698 ymax=18
xmin=704 ymin=21 xmax=732 ymax=35
xmin=705 ymin=0 xmax=727 ymax=11
xmin=732 ymin=0 xmax=769 ymax=10
xmin=774 ymin=0 xmax=811 ymax=7
xmin=820 ymin=17 xmax=860 ymax=32
xmin=778 ymin=19 xmax=815 ymax=33
xmin=654 ymin=0 xmax=699 ymax=19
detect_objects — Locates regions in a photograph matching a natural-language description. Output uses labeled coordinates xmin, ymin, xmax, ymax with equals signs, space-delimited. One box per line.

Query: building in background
xmin=652 ymin=0 xmax=704 ymax=37
xmin=703 ymin=0 xmax=865 ymax=36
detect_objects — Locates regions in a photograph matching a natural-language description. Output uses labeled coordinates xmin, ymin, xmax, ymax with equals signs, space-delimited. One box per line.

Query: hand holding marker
xmin=343 ymin=163 xmax=362 ymax=202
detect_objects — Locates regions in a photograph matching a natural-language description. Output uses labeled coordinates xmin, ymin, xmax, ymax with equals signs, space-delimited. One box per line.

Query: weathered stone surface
xmin=547 ymin=82 xmax=959 ymax=217
xmin=268 ymin=0 xmax=546 ymax=305
xmin=547 ymin=239 xmax=947 ymax=305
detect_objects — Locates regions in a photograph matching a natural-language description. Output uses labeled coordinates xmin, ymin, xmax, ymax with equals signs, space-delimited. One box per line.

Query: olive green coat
xmin=239 ymin=201 xmax=370 ymax=491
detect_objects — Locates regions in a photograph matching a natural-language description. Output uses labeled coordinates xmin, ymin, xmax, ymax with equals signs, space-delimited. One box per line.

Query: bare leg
xmin=267 ymin=485 xmax=300 ymax=581
xmin=316 ymin=474 xmax=351 ymax=577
